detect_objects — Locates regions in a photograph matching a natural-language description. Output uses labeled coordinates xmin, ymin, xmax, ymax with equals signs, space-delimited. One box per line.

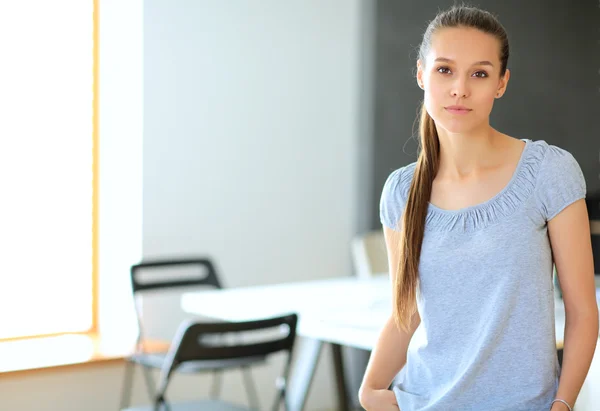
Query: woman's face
xmin=417 ymin=27 xmax=509 ymax=135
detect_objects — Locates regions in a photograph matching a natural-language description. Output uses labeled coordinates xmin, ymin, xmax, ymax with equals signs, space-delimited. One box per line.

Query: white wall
xmin=141 ymin=1 xmax=369 ymax=408
xmin=0 ymin=1 xmax=371 ymax=410
xmin=140 ymin=1 xmax=370 ymax=408
xmin=142 ymin=0 xmax=364 ymax=286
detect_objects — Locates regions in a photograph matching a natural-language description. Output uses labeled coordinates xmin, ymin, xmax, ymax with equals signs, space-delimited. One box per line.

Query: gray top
xmin=380 ymin=139 xmax=586 ymax=410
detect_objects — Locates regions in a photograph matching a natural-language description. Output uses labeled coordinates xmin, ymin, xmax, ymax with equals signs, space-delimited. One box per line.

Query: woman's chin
xmin=437 ymin=122 xmax=476 ymax=135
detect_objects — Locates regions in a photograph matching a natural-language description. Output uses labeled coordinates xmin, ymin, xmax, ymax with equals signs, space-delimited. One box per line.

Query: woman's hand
xmin=358 ymin=387 xmax=400 ymax=411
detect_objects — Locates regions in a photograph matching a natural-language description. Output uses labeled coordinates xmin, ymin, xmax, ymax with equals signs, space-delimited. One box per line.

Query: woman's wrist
xmin=550 ymin=398 xmax=573 ymax=411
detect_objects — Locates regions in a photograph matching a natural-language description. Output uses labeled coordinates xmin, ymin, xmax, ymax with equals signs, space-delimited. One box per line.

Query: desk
xmin=181 ymin=275 xmax=598 ymax=411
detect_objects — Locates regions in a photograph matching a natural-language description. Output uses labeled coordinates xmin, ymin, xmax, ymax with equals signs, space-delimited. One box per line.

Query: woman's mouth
xmin=445 ymin=106 xmax=472 ymax=115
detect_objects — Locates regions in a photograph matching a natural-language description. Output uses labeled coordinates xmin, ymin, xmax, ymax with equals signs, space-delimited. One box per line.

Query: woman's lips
xmin=445 ymin=107 xmax=472 ymax=115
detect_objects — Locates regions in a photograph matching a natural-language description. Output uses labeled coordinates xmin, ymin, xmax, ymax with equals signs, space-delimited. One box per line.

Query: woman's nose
xmin=451 ymin=79 xmax=469 ymax=98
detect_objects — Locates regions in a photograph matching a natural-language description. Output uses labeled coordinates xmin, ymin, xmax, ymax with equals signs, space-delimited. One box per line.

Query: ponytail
xmin=393 ymin=102 xmax=440 ymax=331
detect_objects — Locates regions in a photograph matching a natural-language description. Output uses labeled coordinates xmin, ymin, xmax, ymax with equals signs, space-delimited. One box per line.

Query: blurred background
xmin=0 ymin=0 xmax=598 ymax=410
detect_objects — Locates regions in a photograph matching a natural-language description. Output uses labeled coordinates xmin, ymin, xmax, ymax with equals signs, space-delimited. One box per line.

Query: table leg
xmin=331 ymin=343 xmax=351 ymax=411
xmin=286 ymin=337 xmax=324 ymax=411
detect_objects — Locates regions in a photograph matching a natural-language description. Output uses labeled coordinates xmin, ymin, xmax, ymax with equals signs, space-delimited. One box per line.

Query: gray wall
xmin=373 ymin=0 xmax=600 ymax=228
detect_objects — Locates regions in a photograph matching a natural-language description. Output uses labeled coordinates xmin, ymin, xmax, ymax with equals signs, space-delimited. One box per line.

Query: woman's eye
xmin=436 ymin=67 xmax=488 ymax=78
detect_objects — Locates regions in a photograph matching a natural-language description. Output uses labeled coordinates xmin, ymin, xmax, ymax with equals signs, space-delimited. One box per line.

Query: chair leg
xmin=271 ymin=377 xmax=287 ymax=411
xmin=209 ymin=369 xmax=223 ymax=399
xmin=120 ymin=361 xmax=135 ymax=410
xmin=154 ymin=397 xmax=172 ymax=411
xmin=241 ymin=366 xmax=261 ymax=410
xmin=141 ymin=365 xmax=157 ymax=401
xmin=270 ymin=393 xmax=284 ymax=411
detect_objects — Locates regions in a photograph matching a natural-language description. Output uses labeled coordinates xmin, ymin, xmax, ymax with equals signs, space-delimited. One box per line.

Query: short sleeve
xmin=535 ymin=145 xmax=586 ymax=222
xmin=380 ymin=167 xmax=406 ymax=231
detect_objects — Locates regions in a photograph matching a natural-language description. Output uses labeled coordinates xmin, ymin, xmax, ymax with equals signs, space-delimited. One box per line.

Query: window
xmin=0 ymin=1 xmax=97 ymax=340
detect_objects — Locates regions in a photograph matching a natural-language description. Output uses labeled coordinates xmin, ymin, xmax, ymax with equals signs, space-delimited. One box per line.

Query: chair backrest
xmin=129 ymin=257 xmax=224 ymax=348
xmin=156 ymin=313 xmax=299 ymax=409
xmin=351 ymin=230 xmax=388 ymax=279
xmin=170 ymin=313 xmax=297 ymax=363
xmin=130 ymin=257 xmax=223 ymax=294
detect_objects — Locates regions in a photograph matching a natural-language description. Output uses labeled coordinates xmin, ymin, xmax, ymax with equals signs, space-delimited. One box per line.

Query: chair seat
xmin=122 ymin=399 xmax=257 ymax=411
xmin=129 ymin=352 xmax=267 ymax=372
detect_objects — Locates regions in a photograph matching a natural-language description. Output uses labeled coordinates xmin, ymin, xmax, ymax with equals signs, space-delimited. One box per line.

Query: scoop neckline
xmin=427 ymin=138 xmax=531 ymax=215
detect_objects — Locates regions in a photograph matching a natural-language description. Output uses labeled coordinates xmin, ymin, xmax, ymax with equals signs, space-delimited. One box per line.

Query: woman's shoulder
xmin=528 ymin=139 xmax=587 ymax=221
xmin=382 ymin=161 xmax=418 ymax=200
xmin=523 ymin=138 xmax=583 ymax=184
xmin=379 ymin=161 xmax=418 ymax=230
xmin=532 ymin=139 xmax=579 ymax=167
xmin=522 ymin=138 xmax=578 ymax=161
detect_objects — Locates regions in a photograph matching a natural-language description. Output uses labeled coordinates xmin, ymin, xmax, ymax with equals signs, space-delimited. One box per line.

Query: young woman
xmin=358 ymin=5 xmax=598 ymax=411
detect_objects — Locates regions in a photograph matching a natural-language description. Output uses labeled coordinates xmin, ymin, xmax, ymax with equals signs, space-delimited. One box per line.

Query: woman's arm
xmin=358 ymin=313 xmax=420 ymax=410
xmin=358 ymin=226 xmax=421 ymax=410
xmin=548 ymin=199 xmax=599 ymax=410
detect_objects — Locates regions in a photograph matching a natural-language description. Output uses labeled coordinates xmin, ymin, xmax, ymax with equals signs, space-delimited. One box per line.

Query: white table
xmin=181 ymin=275 xmax=598 ymax=411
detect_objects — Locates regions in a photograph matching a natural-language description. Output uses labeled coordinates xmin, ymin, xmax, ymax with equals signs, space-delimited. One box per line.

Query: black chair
xmin=120 ymin=257 xmax=266 ymax=410
xmin=121 ymin=313 xmax=298 ymax=411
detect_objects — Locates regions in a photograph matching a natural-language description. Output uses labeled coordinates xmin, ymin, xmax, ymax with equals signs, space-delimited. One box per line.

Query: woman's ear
xmin=416 ymin=60 xmax=425 ymax=90
xmin=496 ymin=68 xmax=510 ymax=98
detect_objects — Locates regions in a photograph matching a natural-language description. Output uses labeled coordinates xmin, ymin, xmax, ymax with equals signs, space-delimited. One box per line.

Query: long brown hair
xmin=393 ymin=5 xmax=510 ymax=332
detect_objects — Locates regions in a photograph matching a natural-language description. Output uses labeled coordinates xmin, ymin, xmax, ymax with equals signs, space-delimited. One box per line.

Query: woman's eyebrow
xmin=434 ymin=57 xmax=494 ymax=67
